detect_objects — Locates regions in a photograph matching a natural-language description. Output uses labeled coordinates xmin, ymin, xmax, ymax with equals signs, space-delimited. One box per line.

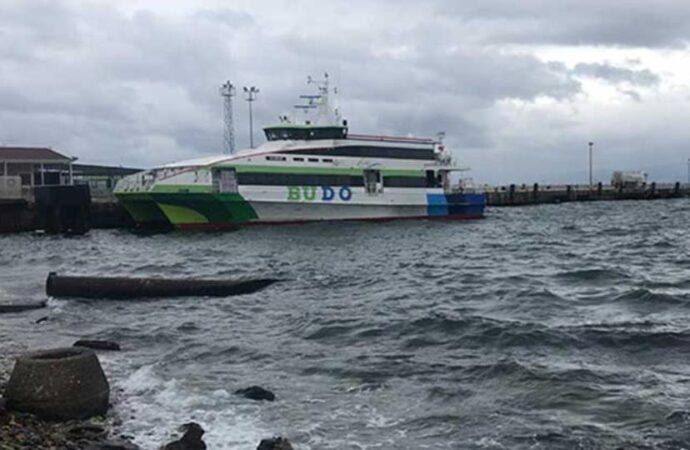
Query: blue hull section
xmin=426 ymin=192 xmax=486 ymax=218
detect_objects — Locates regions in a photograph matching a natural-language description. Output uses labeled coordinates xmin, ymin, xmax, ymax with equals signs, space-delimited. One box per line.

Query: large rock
xmin=162 ymin=422 xmax=206 ymax=450
xmin=257 ymin=437 xmax=293 ymax=450
xmin=235 ymin=386 xmax=275 ymax=402
xmin=5 ymin=347 xmax=110 ymax=421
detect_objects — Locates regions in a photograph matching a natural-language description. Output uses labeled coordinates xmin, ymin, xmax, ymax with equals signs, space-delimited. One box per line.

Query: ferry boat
xmin=114 ymin=75 xmax=486 ymax=229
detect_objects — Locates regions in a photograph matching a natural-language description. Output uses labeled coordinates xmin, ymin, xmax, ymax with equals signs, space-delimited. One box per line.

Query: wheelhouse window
xmin=264 ymin=125 xmax=348 ymax=141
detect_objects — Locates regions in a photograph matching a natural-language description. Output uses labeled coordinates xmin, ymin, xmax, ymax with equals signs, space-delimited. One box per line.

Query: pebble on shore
xmin=0 ymin=410 xmax=139 ymax=450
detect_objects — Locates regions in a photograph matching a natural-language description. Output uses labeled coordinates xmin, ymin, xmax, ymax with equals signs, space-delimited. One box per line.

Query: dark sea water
xmin=1 ymin=199 xmax=690 ymax=449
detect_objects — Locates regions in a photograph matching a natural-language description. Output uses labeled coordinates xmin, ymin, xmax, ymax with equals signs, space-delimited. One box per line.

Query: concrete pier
xmin=0 ymin=195 xmax=132 ymax=234
xmin=484 ymin=182 xmax=689 ymax=206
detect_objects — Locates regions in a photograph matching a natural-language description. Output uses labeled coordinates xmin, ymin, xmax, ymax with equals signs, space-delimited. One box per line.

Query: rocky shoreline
xmin=0 ymin=354 xmax=292 ymax=450
xmin=0 ymin=410 xmax=138 ymax=450
xmin=1 ymin=278 xmax=294 ymax=450
xmin=0 ymin=364 xmax=139 ymax=450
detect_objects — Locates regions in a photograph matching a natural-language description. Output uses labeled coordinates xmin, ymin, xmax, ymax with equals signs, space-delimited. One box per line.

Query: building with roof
xmin=72 ymin=163 xmax=141 ymax=201
xmin=0 ymin=146 xmax=76 ymax=201
xmin=0 ymin=146 xmax=141 ymax=202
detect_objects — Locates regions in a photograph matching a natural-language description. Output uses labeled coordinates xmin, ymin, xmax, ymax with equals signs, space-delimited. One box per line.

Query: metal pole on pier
xmin=243 ymin=86 xmax=260 ymax=149
xmin=687 ymin=158 xmax=690 ymax=186
xmin=220 ymin=81 xmax=236 ymax=154
xmin=588 ymin=142 xmax=594 ymax=188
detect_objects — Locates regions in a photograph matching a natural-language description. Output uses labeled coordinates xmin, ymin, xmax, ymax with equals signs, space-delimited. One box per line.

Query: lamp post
xmin=243 ymin=86 xmax=259 ymax=149
xmin=220 ymin=81 xmax=236 ymax=154
xmin=588 ymin=142 xmax=594 ymax=187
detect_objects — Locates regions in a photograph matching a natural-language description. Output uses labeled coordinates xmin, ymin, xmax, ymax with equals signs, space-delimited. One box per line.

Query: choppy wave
xmin=1 ymin=199 xmax=690 ymax=449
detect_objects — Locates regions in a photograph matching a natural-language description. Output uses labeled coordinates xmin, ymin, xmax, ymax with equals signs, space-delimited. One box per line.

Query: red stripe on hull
xmin=175 ymin=213 xmax=484 ymax=230
xmin=176 ymin=222 xmax=240 ymax=231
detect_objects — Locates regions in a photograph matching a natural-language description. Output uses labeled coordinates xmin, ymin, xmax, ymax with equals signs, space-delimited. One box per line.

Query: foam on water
xmin=46 ymin=296 xmax=68 ymax=311
xmin=114 ymin=365 xmax=269 ymax=449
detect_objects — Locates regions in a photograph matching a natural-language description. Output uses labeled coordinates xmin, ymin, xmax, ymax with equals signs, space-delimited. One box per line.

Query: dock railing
xmin=482 ymin=182 xmax=689 ymax=206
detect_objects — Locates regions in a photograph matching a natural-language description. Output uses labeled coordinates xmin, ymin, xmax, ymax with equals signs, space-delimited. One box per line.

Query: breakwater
xmin=485 ymin=182 xmax=689 ymax=206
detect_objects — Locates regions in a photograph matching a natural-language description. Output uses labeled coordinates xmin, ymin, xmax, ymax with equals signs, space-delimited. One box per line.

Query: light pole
xmin=687 ymin=158 xmax=690 ymax=185
xmin=220 ymin=81 xmax=236 ymax=154
xmin=588 ymin=142 xmax=594 ymax=187
xmin=243 ymin=86 xmax=259 ymax=148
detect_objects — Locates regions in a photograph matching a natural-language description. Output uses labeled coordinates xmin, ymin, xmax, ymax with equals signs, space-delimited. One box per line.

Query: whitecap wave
xmin=113 ymin=365 xmax=270 ymax=449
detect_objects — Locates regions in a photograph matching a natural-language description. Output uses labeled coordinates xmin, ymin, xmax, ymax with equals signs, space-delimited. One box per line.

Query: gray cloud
xmin=0 ymin=0 xmax=688 ymax=183
xmin=435 ymin=0 xmax=690 ymax=48
xmin=572 ymin=62 xmax=660 ymax=86
xmin=619 ymin=89 xmax=642 ymax=102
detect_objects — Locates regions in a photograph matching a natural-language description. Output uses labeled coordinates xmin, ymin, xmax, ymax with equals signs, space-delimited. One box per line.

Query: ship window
xmin=308 ymin=158 xmax=319 ymax=163
xmin=364 ymin=169 xmax=383 ymax=195
xmin=426 ymin=170 xmax=439 ymax=188
xmin=266 ymin=155 xmax=286 ymax=161
xmin=293 ymin=157 xmax=304 ymax=162
xmin=322 ymin=158 xmax=334 ymax=163
xmin=278 ymin=146 xmax=435 ymax=160
xmin=212 ymin=168 xmax=238 ymax=194
xmin=264 ymin=126 xmax=348 ymax=141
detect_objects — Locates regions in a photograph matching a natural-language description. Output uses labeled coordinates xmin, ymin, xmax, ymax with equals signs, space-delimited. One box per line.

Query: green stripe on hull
xmin=381 ymin=169 xmax=425 ymax=177
xmin=151 ymin=192 xmax=258 ymax=228
xmin=152 ymin=184 xmax=213 ymax=193
xmin=115 ymin=193 xmax=170 ymax=226
xmin=157 ymin=203 xmax=208 ymax=224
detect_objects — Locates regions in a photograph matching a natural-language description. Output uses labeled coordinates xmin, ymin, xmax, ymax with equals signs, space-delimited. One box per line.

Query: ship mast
xmin=294 ymin=73 xmax=341 ymax=126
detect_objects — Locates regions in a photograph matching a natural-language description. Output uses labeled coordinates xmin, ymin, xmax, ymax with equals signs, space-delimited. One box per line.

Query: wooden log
xmin=0 ymin=301 xmax=46 ymax=313
xmin=46 ymin=272 xmax=279 ymax=299
xmin=73 ymin=340 xmax=121 ymax=351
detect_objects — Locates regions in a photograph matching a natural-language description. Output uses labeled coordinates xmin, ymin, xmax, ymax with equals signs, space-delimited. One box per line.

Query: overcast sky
xmin=1 ymin=0 xmax=689 ymax=184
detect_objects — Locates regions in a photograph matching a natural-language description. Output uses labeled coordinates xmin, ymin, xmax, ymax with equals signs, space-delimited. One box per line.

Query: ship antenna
xmin=220 ymin=80 xmax=236 ymax=154
xmin=304 ymin=72 xmax=338 ymax=125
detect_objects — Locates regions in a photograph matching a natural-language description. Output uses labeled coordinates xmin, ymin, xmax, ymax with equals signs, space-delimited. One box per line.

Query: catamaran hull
xmin=117 ymin=193 xmax=171 ymax=229
xmin=116 ymin=191 xmax=486 ymax=230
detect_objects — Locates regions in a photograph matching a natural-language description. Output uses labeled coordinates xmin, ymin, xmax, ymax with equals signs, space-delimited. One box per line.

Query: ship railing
xmin=347 ymin=133 xmax=436 ymax=145
xmin=482 ymin=183 xmax=683 ymax=192
xmin=116 ymin=171 xmax=156 ymax=192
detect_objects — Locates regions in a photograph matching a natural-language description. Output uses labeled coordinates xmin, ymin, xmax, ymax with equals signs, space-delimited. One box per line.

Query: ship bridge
xmin=263 ymin=124 xmax=348 ymax=141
